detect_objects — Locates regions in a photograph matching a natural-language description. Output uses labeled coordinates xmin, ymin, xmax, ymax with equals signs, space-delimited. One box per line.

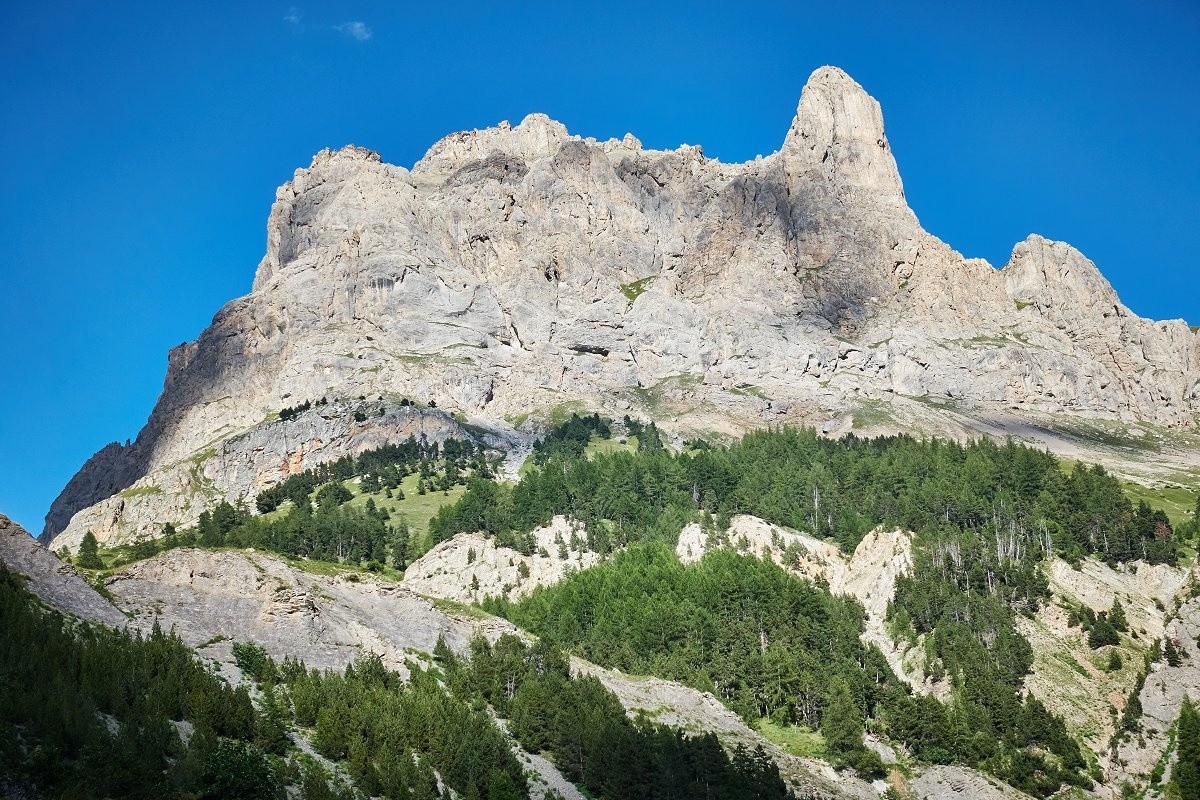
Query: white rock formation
xmin=678 ymin=515 xmax=934 ymax=694
xmin=404 ymin=516 xmax=601 ymax=603
xmin=1009 ymin=552 xmax=1198 ymax=789
xmin=43 ymin=65 xmax=1200 ymax=547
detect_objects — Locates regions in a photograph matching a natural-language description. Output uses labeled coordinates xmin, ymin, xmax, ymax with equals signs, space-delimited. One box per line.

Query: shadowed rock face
xmin=43 ymin=66 xmax=1200 ymax=546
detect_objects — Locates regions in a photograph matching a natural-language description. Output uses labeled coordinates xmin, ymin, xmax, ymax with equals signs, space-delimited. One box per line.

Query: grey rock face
xmin=1109 ymin=593 xmax=1200 ymax=791
xmin=43 ymin=65 xmax=1200 ymax=545
xmin=0 ymin=513 xmax=125 ymax=626
xmin=104 ymin=548 xmax=510 ymax=674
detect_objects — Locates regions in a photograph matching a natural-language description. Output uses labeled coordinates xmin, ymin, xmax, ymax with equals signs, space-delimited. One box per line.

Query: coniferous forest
xmin=0 ymin=564 xmax=276 ymax=799
xmin=26 ymin=416 xmax=1200 ymax=799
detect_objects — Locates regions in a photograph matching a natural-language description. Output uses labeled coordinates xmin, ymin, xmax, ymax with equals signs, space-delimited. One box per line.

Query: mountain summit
xmin=42 ymin=66 xmax=1200 ymax=547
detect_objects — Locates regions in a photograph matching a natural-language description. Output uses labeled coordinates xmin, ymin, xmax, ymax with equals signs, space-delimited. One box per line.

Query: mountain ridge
xmin=42 ymin=65 xmax=1200 ymax=547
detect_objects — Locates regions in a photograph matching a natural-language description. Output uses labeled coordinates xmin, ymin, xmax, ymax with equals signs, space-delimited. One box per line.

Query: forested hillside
xmin=434 ymin=419 xmax=1199 ymax=797
xmin=49 ymin=417 xmax=1200 ymax=798
xmin=0 ymin=563 xmax=278 ymax=799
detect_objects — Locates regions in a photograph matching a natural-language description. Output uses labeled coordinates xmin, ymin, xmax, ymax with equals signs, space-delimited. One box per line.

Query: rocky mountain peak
xmin=1002 ymin=233 xmax=1122 ymax=314
xmin=413 ymin=111 xmax=571 ymax=177
xmin=41 ymin=66 xmax=1200 ymax=548
xmin=782 ymin=65 xmax=908 ymax=210
xmin=309 ymin=144 xmax=382 ymax=169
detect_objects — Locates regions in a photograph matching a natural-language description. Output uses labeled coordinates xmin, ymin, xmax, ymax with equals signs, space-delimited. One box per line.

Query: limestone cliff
xmin=43 ymin=65 xmax=1200 ymax=546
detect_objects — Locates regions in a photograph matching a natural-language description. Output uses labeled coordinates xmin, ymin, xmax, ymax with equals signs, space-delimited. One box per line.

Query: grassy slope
xmin=1119 ymin=481 xmax=1197 ymax=528
xmin=343 ymin=471 xmax=467 ymax=540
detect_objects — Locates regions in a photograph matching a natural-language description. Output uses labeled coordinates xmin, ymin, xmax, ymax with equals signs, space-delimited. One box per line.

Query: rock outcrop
xmin=678 ymin=516 xmax=935 ymax=694
xmin=0 ymin=514 xmax=125 ymax=626
xmin=404 ymin=516 xmax=601 ymax=603
xmin=1108 ymin=592 xmax=1200 ymax=792
xmin=42 ymin=65 xmax=1200 ymax=546
xmin=1016 ymin=556 xmax=1191 ymax=766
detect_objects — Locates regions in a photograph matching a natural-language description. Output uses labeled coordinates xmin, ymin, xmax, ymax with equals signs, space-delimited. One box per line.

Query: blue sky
xmin=1 ymin=1 xmax=1198 ymax=534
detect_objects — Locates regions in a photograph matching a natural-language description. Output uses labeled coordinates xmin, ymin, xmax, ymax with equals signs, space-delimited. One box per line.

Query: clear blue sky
xmin=1 ymin=1 xmax=1198 ymax=534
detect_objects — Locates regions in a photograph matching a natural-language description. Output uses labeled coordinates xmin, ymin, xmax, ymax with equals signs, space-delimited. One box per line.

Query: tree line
xmin=232 ymin=633 xmax=796 ymax=800
xmin=256 ymin=436 xmax=490 ymax=514
xmin=431 ymin=427 xmax=1184 ymax=565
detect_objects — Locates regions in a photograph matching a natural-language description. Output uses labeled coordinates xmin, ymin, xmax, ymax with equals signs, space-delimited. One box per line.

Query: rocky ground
xmin=1016 ymin=555 xmax=1194 ymax=770
xmin=0 ymin=514 xmax=124 ymax=626
xmin=1110 ymin=594 xmax=1200 ymax=794
xmin=404 ymin=515 xmax=601 ymax=603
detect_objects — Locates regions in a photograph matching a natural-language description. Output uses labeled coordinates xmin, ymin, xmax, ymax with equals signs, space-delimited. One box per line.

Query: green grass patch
xmin=1121 ymin=481 xmax=1199 ymax=527
xmin=620 ymin=276 xmax=656 ymax=303
xmin=428 ymin=595 xmax=493 ymax=620
xmin=729 ymin=384 xmax=770 ymax=401
xmin=181 ymin=447 xmax=220 ymax=500
xmin=1049 ymin=420 xmax=1160 ymax=453
xmin=584 ymin=436 xmax=636 ymax=458
xmin=754 ymin=720 xmax=826 ymax=759
xmin=631 ymin=373 xmax=704 ymax=414
xmin=117 ymin=484 xmax=163 ymax=499
xmin=389 ymin=352 xmax=474 ymax=368
xmin=344 ymin=472 xmax=467 ymax=542
xmin=1015 ymin=299 xmax=1034 ymax=311
xmin=545 ymin=401 xmax=589 ymax=427
xmin=1061 ymin=652 xmax=1090 ymax=678
xmin=280 ymin=554 xmax=400 ymax=579
xmin=851 ymin=399 xmax=894 ymax=430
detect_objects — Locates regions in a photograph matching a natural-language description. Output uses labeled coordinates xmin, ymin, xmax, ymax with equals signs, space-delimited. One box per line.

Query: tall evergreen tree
xmin=821 ymin=677 xmax=865 ymax=766
xmin=76 ymin=530 xmax=104 ymax=569
xmin=1110 ymin=599 xmax=1130 ymax=632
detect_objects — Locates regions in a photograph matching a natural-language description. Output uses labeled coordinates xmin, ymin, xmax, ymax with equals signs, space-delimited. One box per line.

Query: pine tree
xmin=1088 ymin=614 xmax=1120 ymax=649
xmin=1166 ymin=637 xmax=1184 ymax=667
xmin=1173 ymin=697 xmax=1200 ymax=800
xmin=1110 ymin=599 xmax=1129 ymax=632
xmin=76 ymin=531 xmax=104 ymax=569
xmin=821 ymin=678 xmax=865 ymax=766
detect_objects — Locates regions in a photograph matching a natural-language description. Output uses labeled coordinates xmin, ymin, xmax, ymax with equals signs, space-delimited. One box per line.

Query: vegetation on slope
xmin=234 ymin=635 xmax=794 ymax=800
xmin=445 ymin=634 xmax=792 ymax=800
xmin=486 ymin=543 xmax=893 ymax=776
xmin=53 ymin=416 xmax=1200 ymax=798
xmin=431 ymin=420 xmax=1200 ymax=796
xmin=80 ymin=436 xmax=492 ymax=574
xmin=432 ymin=425 xmax=1184 ymax=564
xmin=235 ymin=642 xmax=526 ymax=800
xmin=0 ymin=563 xmax=278 ymax=799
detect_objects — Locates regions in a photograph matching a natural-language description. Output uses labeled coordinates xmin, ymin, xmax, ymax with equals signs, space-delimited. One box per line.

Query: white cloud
xmin=335 ymin=21 xmax=372 ymax=41
xmin=284 ymin=6 xmax=303 ymax=27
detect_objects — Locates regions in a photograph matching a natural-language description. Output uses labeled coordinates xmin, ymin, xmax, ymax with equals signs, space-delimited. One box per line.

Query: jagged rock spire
xmin=782 ymin=66 xmax=908 ymax=210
